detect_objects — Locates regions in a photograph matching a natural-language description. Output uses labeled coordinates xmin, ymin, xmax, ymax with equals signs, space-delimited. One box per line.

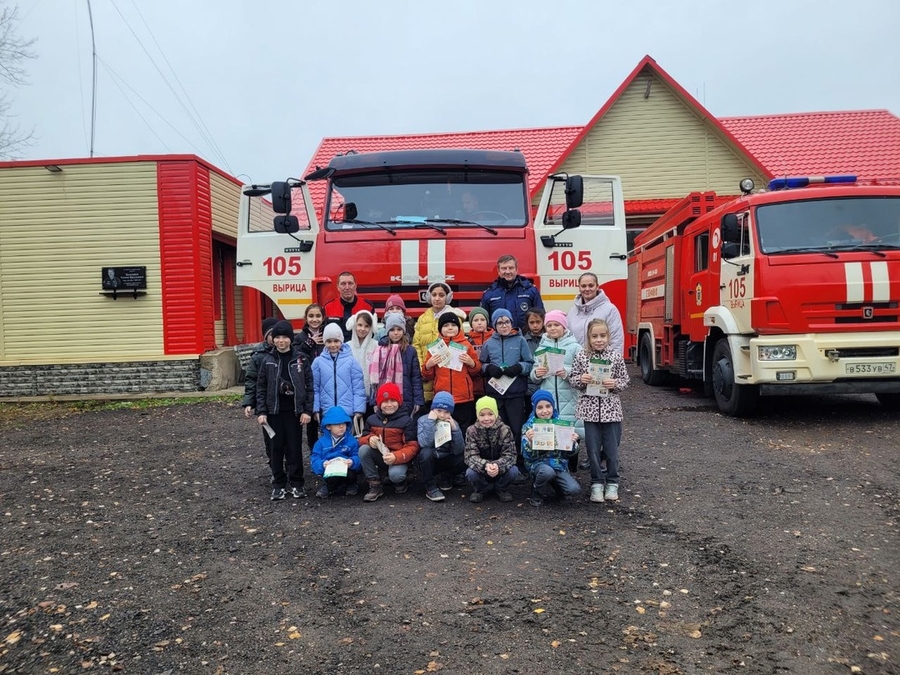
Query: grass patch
xmin=0 ymin=394 xmax=242 ymax=426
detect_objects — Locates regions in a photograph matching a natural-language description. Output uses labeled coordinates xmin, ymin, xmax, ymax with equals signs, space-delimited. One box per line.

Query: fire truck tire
xmin=639 ymin=333 xmax=666 ymax=386
xmin=711 ymin=339 xmax=759 ymax=417
xmin=875 ymin=393 xmax=900 ymax=411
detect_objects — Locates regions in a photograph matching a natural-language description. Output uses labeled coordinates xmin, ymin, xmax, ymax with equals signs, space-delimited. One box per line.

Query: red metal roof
xmin=720 ymin=110 xmax=900 ymax=183
xmin=302 ymin=127 xmax=580 ymax=220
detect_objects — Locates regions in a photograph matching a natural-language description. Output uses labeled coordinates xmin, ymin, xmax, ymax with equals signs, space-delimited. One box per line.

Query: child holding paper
xmin=569 ymin=318 xmax=630 ymax=503
xmin=530 ymin=310 xmax=585 ymax=471
xmin=412 ymin=281 xmax=467 ymax=406
xmin=416 ymin=391 xmax=466 ymax=501
xmin=310 ymin=406 xmax=361 ymax=498
xmin=464 ymin=396 xmax=520 ymax=503
xmin=256 ymin=321 xmax=314 ymax=501
xmin=422 ymin=313 xmax=480 ymax=432
xmin=358 ymin=383 xmax=420 ymax=501
xmin=480 ymin=308 xmax=533 ymax=454
xmin=521 ymin=389 xmax=581 ymax=507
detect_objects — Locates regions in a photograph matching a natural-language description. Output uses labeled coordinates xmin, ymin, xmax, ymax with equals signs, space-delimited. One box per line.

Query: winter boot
xmin=363 ymin=479 xmax=384 ymax=502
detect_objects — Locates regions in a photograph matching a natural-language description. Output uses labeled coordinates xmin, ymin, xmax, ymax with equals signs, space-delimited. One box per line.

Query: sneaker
xmin=590 ymin=483 xmax=605 ymax=503
xmin=345 ymin=482 xmax=358 ymax=497
xmin=578 ymin=458 xmax=591 ymax=471
xmin=271 ymin=487 xmax=286 ymax=501
xmin=315 ymin=485 xmax=329 ymax=499
xmin=496 ymin=488 xmax=513 ymax=503
xmin=452 ymin=472 xmax=467 ymax=488
xmin=527 ymin=489 xmax=543 ymax=507
xmin=469 ymin=491 xmax=484 ymax=503
xmin=289 ymin=485 xmax=307 ymax=499
xmin=363 ymin=481 xmax=384 ymax=502
xmin=437 ymin=474 xmax=453 ymax=491
xmin=394 ymin=480 xmax=409 ymax=495
xmin=604 ymin=484 xmax=619 ymax=501
xmin=425 ymin=486 xmax=446 ymax=502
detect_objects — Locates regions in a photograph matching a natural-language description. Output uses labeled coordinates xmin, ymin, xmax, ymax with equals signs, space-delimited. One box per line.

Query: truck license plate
xmin=845 ymin=362 xmax=896 ymax=375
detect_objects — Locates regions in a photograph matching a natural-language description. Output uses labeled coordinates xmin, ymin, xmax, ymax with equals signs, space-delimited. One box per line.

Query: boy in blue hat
xmin=416 ymin=391 xmax=466 ymax=502
xmin=522 ymin=389 xmax=582 ymax=507
xmin=310 ymin=406 xmax=361 ymax=498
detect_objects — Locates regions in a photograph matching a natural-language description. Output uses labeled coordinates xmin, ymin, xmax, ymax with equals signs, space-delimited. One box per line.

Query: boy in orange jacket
xmin=422 ymin=313 xmax=480 ymax=432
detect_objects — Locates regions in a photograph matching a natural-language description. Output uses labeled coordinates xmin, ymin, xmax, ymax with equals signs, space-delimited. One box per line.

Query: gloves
xmin=502 ymin=364 xmax=523 ymax=377
xmin=485 ymin=364 xmax=504 ymax=379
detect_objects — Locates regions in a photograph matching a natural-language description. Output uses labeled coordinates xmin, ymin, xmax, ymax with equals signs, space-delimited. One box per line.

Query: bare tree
xmin=0 ymin=1 xmax=35 ymax=159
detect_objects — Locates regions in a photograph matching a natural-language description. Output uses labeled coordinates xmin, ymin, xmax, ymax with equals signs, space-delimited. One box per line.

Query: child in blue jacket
xmin=310 ymin=406 xmax=361 ymax=498
xmin=312 ymin=322 xmax=367 ymax=430
xmin=522 ymin=389 xmax=582 ymax=507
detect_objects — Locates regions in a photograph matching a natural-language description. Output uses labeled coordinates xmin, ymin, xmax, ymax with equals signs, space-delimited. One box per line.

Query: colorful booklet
xmin=434 ymin=420 xmax=452 ymax=447
xmin=587 ymin=356 xmax=611 ymax=397
xmin=534 ymin=346 xmax=566 ymax=374
xmin=323 ymin=460 xmax=349 ymax=478
xmin=531 ymin=419 xmax=576 ymax=451
xmin=488 ymin=374 xmax=515 ymax=395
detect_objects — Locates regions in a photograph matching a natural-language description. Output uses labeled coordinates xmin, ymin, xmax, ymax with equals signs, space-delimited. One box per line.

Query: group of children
xmin=241 ymin=283 xmax=629 ymax=506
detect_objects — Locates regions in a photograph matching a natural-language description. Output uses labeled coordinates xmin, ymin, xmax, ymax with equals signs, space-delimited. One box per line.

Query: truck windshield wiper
xmin=832 ymin=243 xmax=891 ymax=257
xmin=341 ymin=218 xmax=396 ymax=236
xmin=393 ymin=218 xmax=446 ymax=235
xmin=426 ymin=218 xmax=498 ymax=236
xmin=768 ymin=246 xmax=839 ymax=258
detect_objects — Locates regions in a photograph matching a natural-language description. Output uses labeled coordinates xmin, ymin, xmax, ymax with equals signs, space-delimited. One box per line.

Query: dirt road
xmin=1 ymin=372 xmax=897 ymax=674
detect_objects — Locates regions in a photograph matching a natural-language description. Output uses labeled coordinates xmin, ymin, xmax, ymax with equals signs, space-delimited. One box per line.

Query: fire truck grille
xmin=833 ymin=302 xmax=898 ymax=325
xmin=827 ymin=347 xmax=899 ymax=358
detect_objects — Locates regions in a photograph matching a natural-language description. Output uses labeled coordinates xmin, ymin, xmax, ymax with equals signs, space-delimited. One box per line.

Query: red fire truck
xmin=236 ymin=149 xmax=627 ymax=322
xmin=628 ymin=176 xmax=900 ymax=416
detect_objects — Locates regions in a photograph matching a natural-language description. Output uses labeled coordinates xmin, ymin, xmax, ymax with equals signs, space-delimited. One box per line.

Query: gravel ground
xmin=1 ymin=368 xmax=897 ymax=674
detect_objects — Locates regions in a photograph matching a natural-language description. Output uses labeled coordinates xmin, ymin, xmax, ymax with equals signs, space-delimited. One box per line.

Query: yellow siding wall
xmin=555 ymin=70 xmax=768 ymax=202
xmin=0 ymin=163 xmax=164 ymax=365
xmin=210 ymin=172 xmax=239 ymax=239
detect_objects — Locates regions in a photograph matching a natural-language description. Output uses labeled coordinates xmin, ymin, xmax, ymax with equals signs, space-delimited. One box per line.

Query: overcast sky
xmin=10 ymin=0 xmax=900 ymax=183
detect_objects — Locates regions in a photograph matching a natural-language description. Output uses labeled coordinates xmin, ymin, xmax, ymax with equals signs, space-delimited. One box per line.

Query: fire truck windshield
xmin=324 ymin=170 xmax=528 ymax=231
xmin=756 ymin=197 xmax=900 ymax=254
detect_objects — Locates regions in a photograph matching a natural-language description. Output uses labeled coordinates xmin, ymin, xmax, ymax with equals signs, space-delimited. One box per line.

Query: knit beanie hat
xmin=375 ymin=382 xmax=403 ymax=406
xmin=468 ymin=307 xmax=489 ymax=325
xmin=323 ymin=323 xmax=344 ymax=342
xmin=428 ymin=281 xmax=453 ymax=303
xmin=543 ymin=310 xmax=568 ymax=330
xmin=431 ymin=391 xmax=456 ymax=412
xmin=531 ymin=389 xmax=558 ymax=417
xmin=490 ymin=308 xmax=513 ymax=328
xmin=271 ymin=320 xmax=294 ymax=339
xmin=384 ymin=313 xmax=406 ymax=332
xmin=475 ymin=395 xmax=499 ymax=417
xmin=385 ymin=294 xmax=406 ymax=312
xmin=262 ymin=317 xmax=279 ymax=338
xmin=437 ymin=312 xmax=462 ymax=332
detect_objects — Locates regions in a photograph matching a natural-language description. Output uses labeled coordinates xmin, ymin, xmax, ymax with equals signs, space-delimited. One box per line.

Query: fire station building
xmin=1 ymin=55 xmax=897 ymax=397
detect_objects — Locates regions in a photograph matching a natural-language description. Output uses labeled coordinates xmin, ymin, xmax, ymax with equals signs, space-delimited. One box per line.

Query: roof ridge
xmin=721 ymin=109 xmax=892 ymax=121
xmin=318 ymin=125 xmax=582 ymax=143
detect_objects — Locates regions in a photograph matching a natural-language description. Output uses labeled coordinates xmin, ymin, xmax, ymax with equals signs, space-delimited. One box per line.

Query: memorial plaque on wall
xmin=101 ymin=266 xmax=147 ymax=291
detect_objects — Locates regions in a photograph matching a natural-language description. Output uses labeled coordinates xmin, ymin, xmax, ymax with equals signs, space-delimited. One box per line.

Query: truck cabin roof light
xmin=767 ymin=175 xmax=857 ymax=191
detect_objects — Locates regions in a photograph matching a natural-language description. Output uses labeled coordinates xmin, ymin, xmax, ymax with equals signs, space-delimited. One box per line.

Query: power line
xmin=126 ymin=0 xmax=229 ymax=170
xmin=106 ymin=0 xmax=232 ymax=172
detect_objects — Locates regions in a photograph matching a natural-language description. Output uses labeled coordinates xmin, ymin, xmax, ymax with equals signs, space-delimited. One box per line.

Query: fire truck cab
xmin=628 ymin=176 xmax=900 ymax=416
xmin=236 ymin=148 xmax=627 ymax=322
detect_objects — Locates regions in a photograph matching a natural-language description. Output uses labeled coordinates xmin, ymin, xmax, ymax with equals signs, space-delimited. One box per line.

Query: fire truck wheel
xmin=711 ymin=339 xmax=759 ymax=417
xmin=875 ymin=393 xmax=900 ymax=411
xmin=639 ymin=333 xmax=666 ymax=386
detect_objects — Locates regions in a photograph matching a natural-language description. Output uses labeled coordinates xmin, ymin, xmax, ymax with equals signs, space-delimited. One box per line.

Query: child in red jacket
xmin=422 ymin=313 xmax=480 ymax=432
xmin=358 ymin=383 xmax=420 ymax=502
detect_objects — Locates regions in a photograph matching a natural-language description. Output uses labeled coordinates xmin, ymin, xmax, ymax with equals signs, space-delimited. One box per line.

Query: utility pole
xmin=87 ymin=0 xmax=97 ymax=157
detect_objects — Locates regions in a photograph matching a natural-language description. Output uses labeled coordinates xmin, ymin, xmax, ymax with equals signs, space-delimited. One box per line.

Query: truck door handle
xmin=609 ymin=253 xmax=626 ymax=260
xmin=236 ymin=261 xmax=252 ymax=267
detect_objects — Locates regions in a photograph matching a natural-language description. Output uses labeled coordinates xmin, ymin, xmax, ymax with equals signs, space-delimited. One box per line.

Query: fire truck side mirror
xmin=274 ymin=215 xmax=300 ymax=234
xmin=721 ymin=214 xmax=740 ymax=243
xmin=271 ymin=182 xmax=293 ymax=214
xmin=565 ymin=175 xmax=584 ymax=209
xmin=562 ymin=209 xmax=582 ymax=230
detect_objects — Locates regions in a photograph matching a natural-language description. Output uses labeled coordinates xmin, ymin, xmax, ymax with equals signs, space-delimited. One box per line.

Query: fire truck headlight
xmin=758 ymin=345 xmax=797 ymax=361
